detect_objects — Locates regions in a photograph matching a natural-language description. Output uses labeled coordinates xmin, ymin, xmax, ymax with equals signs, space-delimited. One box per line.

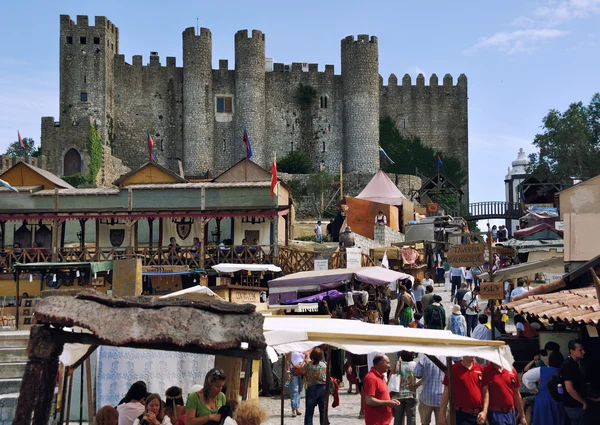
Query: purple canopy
xmin=282 ymin=290 xmax=347 ymax=305
xmin=268 ymin=267 xmax=413 ymax=289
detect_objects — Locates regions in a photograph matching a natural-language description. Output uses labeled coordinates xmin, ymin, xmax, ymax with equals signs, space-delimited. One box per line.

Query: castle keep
xmin=42 ymin=15 xmax=468 ymax=189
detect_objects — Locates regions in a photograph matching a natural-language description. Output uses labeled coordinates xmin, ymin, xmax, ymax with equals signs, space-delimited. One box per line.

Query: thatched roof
xmin=34 ymin=291 xmax=266 ymax=353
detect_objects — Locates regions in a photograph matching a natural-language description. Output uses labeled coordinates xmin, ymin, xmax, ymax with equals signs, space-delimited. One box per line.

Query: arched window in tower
xmin=63 ymin=148 xmax=82 ymax=177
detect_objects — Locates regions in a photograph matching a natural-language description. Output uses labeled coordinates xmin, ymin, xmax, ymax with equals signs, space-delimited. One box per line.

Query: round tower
xmin=341 ymin=34 xmax=379 ymax=173
xmin=182 ymin=27 xmax=214 ymax=176
xmin=234 ymin=30 xmax=266 ymax=167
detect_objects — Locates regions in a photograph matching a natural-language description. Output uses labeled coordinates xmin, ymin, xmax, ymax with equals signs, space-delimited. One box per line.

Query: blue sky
xmin=1 ymin=0 xmax=599 ymax=210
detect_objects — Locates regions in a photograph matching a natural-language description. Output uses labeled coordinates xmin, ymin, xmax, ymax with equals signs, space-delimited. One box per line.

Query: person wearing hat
xmin=448 ymin=304 xmax=467 ymax=336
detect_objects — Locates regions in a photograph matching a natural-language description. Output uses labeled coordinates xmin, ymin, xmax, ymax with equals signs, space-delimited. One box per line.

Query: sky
xmin=1 ymin=0 xmax=599 ymax=212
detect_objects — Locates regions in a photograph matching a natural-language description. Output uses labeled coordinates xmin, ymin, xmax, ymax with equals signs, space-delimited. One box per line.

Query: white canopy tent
xmin=263 ymin=317 xmax=514 ymax=369
xmin=159 ymin=285 xmax=225 ymax=301
xmin=212 ymin=263 xmax=282 ymax=273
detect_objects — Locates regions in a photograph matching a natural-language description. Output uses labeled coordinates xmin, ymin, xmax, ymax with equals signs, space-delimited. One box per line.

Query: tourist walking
xmin=462 ymin=286 xmax=481 ymax=337
xmin=363 ymin=354 xmax=399 ymax=425
xmin=423 ymin=295 xmax=445 ymax=330
xmin=394 ymin=284 xmax=414 ymax=327
xmin=413 ymin=355 xmax=445 ymax=425
xmin=449 ymin=266 xmax=464 ymax=300
xmin=448 ymin=305 xmax=467 ymax=336
xmin=389 ymin=351 xmax=417 ymax=425
xmin=302 ymin=348 xmax=327 ymax=425
xmin=287 ymin=351 xmax=306 ymax=417
xmin=314 ymin=221 xmax=323 ymax=243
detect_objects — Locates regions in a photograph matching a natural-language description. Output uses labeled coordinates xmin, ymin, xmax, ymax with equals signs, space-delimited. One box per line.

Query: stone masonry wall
xmin=0 ymin=155 xmax=47 ymax=174
xmin=41 ymin=15 xmax=468 ymax=192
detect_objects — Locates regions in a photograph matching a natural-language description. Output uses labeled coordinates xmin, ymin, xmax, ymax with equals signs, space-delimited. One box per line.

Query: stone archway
xmin=63 ymin=148 xmax=82 ymax=176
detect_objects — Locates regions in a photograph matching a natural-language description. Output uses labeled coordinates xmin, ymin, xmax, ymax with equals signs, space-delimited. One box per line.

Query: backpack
xmin=547 ymin=373 xmax=564 ymax=402
xmin=428 ymin=306 xmax=443 ymax=329
xmin=450 ymin=314 xmax=465 ymax=336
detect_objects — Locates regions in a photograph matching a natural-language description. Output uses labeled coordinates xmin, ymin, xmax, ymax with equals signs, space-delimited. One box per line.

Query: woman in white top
xmin=117 ymin=383 xmax=147 ymax=425
xmin=133 ymin=394 xmax=172 ymax=425
xmin=422 ymin=272 xmax=434 ymax=288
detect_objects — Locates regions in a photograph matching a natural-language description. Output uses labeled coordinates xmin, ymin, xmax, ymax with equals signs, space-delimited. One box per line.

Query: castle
xmin=41 ymin=15 xmax=468 ymax=192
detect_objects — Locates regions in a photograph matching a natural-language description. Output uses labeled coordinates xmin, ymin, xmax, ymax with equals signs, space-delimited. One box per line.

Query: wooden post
xmin=0 ymin=220 xmax=5 ymax=249
xmin=271 ymin=217 xmax=279 ymax=258
xmin=339 ymin=162 xmax=343 ymax=200
xmin=66 ymin=372 xmax=73 ymax=425
xmin=158 ymin=218 xmax=163 ymax=249
xmin=242 ymin=358 xmax=253 ymax=400
xmin=199 ymin=219 xmax=206 ymax=269
xmin=148 ymin=218 xmax=154 ymax=250
xmin=60 ymin=220 xmax=67 ymax=253
xmin=85 ymin=358 xmax=93 ymax=425
xmin=15 ymin=272 xmax=20 ymax=330
xmin=280 ymin=356 xmax=285 ymax=425
xmin=324 ymin=346 xmax=332 ymax=424
xmin=446 ymin=357 xmax=456 ymax=425
xmin=51 ymin=219 xmax=59 ymax=262
xmin=95 ymin=219 xmax=100 ymax=260
xmin=58 ymin=364 xmax=68 ymax=425
xmin=213 ymin=356 xmax=242 ymax=402
xmin=79 ymin=364 xmax=84 ymax=425
xmin=488 ymin=231 xmax=495 ymax=341
xmin=13 ymin=325 xmax=65 ymax=425
xmin=134 ymin=221 xmax=139 ymax=251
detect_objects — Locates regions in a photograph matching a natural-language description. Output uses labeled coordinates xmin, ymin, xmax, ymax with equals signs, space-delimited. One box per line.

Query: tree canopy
xmin=277 ymin=149 xmax=312 ymax=174
xmin=3 ymin=137 xmax=41 ymax=158
xmin=529 ymin=92 xmax=600 ymax=185
xmin=379 ymin=116 xmax=467 ymax=187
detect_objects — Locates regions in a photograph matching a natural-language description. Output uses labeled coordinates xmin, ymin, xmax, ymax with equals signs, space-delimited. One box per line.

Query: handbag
xmin=293 ymin=364 xmax=305 ymax=376
xmin=387 ymin=361 xmax=401 ymax=393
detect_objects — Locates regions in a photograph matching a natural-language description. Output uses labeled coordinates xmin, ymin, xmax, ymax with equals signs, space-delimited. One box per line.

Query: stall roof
xmin=356 ymin=170 xmax=406 ymax=205
xmin=212 ymin=264 xmax=282 ymax=273
xmin=264 ymin=317 xmax=514 ymax=369
xmin=504 ymin=286 xmax=600 ymax=325
xmin=476 ymin=257 xmax=562 ymax=282
xmin=268 ymin=267 xmax=413 ymax=288
xmin=13 ymin=261 xmax=113 ymax=274
xmin=143 ymin=270 xmax=205 ymax=276
xmin=160 ymin=285 xmax=225 ymax=301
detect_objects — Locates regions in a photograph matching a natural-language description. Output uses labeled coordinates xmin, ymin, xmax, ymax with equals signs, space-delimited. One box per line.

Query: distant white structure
xmin=504 ymin=148 xmax=529 ymax=235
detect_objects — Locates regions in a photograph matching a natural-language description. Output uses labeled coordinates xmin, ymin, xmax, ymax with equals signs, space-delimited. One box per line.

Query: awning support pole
xmin=324 ymin=346 xmax=332 ymax=424
xmin=280 ymin=355 xmax=285 ymax=425
xmin=446 ymin=357 xmax=456 ymax=425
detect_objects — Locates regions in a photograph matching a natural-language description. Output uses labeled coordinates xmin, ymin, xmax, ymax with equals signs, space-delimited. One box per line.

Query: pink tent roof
xmin=356 ymin=170 xmax=406 ymax=205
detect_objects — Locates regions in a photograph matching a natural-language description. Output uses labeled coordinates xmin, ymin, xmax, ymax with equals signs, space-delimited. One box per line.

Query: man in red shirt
xmin=363 ymin=353 xmax=400 ymax=425
xmin=439 ymin=356 xmax=486 ymax=425
xmin=482 ymin=362 xmax=526 ymax=425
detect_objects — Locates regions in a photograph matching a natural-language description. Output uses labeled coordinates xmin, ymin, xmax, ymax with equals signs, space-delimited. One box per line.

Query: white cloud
xmin=466 ymin=29 xmax=567 ymax=54
xmin=470 ymin=0 xmax=600 ymax=53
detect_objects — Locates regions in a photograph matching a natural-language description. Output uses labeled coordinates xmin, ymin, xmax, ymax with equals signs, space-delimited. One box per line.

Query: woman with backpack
xmin=447 ymin=305 xmax=466 ymax=336
xmin=522 ymin=351 xmax=566 ymax=425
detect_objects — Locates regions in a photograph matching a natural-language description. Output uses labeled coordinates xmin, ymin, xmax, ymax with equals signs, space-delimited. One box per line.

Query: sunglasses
xmin=212 ymin=369 xmax=226 ymax=380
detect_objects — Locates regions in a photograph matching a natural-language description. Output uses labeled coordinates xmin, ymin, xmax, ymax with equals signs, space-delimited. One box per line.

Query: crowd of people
xmin=96 ymin=370 xmax=269 ymax=425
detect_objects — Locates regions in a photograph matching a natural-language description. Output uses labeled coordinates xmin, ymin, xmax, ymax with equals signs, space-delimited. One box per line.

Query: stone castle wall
xmin=0 ymin=155 xmax=47 ymax=174
xmin=41 ymin=15 xmax=468 ymax=193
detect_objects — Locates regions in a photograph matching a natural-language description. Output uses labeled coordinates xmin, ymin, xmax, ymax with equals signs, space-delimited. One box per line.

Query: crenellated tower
xmin=182 ymin=27 xmax=214 ymax=176
xmin=341 ymin=35 xmax=380 ymax=174
xmin=234 ymin=30 xmax=266 ymax=167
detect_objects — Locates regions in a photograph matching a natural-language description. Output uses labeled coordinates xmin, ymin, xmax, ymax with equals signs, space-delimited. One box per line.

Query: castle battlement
xmin=115 ymin=53 xmax=178 ymax=68
xmin=271 ymin=62 xmax=336 ymax=76
xmin=342 ymin=34 xmax=378 ymax=45
xmin=382 ymin=73 xmax=468 ymax=88
xmin=235 ymin=29 xmax=265 ymax=42
xmin=60 ymin=15 xmax=117 ymax=34
xmin=183 ymin=27 xmax=212 ymax=39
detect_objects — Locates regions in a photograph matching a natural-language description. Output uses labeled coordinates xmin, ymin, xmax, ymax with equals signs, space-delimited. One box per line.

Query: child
xmin=408 ymin=313 xmax=424 ymax=328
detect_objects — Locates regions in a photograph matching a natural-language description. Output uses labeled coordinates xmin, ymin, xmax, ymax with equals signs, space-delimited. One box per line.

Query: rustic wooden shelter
xmin=13 ymin=290 xmax=266 ymax=425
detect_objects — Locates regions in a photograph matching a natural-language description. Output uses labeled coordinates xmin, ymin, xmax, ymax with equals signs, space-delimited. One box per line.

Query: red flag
xmin=18 ymin=131 xmax=25 ymax=149
xmin=270 ymin=154 xmax=278 ymax=199
xmin=147 ymin=131 xmax=156 ymax=161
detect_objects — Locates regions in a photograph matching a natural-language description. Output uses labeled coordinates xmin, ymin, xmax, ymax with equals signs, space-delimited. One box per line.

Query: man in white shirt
xmin=449 ymin=266 xmax=464 ymax=300
xmin=471 ymin=313 xmax=501 ymax=340
xmin=462 ymin=286 xmax=481 ymax=337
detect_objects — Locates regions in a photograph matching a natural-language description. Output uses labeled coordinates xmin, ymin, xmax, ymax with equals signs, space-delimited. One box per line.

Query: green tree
xmin=379 ymin=116 xmax=467 ymax=187
xmin=528 ymin=93 xmax=600 ymax=185
xmin=306 ymin=169 xmax=334 ymax=218
xmin=3 ymin=137 xmax=41 ymax=157
xmin=277 ymin=150 xmax=312 ymax=174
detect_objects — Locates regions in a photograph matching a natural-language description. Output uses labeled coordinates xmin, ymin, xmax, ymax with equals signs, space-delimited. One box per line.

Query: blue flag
xmin=243 ymin=126 xmax=254 ymax=159
xmin=437 ymin=155 xmax=443 ymax=167
xmin=0 ymin=178 xmax=18 ymax=192
xmin=379 ymin=147 xmax=395 ymax=164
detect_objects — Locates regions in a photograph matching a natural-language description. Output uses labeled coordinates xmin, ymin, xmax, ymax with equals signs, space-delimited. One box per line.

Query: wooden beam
xmin=446 ymin=357 xmax=456 ymax=425
xmin=47 ymin=328 xmax=263 ymax=360
xmin=591 ymin=268 xmax=600 ymax=307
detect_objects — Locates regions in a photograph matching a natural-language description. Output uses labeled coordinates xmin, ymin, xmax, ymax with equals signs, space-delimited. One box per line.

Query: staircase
xmin=0 ymin=331 xmax=29 ymax=425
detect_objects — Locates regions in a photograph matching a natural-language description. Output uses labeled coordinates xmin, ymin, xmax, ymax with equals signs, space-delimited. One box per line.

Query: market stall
xmin=211 ymin=263 xmax=282 ymax=305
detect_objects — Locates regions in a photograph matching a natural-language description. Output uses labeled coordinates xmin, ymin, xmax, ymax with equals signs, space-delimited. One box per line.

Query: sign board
xmin=493 ymin=246 xmax=515 ymax=256
xmin=555 ymin=221 xmax=564 ymax=231
xmin=230 ymin=289 xmax=260 ymax=304
xmin=479 ymin=281 xmax=504 ymax=300
xmin=314 ymin=259 xmax=329 ymax=271
xmin=447 ymin=244 xmax=485 ymax=267
xmin=346 ymin=248 xmax=362 ymax=269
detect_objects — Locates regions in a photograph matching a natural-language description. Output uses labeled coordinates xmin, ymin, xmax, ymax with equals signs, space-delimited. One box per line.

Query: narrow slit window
xmin=80 ymin=36 xmax=87 ymax=45
xmin=66 ymin=36 xmax=73 ymax=44
xmin=80 ymin=92 xmax=88 ymax=102
xmin=93 ymin=37 xmax=100 ymax=44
